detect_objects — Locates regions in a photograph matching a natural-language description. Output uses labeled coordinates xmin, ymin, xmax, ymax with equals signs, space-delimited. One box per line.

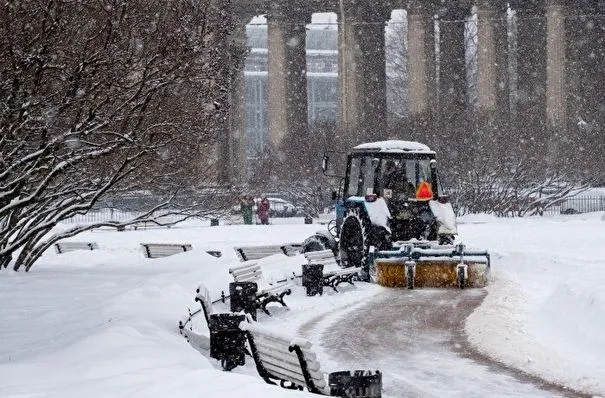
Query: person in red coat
xmin=257 ymin=197 xmax=270 ymax=225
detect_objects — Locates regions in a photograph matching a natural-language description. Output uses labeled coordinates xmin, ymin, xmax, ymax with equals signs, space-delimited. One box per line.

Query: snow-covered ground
xmin=0 ymin=213 xmax=603 ymax=397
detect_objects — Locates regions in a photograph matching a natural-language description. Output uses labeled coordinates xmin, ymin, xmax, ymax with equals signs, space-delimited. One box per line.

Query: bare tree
xmin=0 ymin=0 xmax=240 ymax=271
xmin=248 ymin=121 xmax=339 ymax=216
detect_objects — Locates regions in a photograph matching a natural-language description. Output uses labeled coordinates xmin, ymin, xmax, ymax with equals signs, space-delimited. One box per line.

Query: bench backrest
xmin=235 ymin=243 xmax=302 ymax=261
xmin=54 ymin=242 xmax=99 ymax=254
xmin=141 ymin=243 xmax=192 ymax=258
xmin=229 ymin=263 xmax=262 ymax=284
xmin=304 ymin=249 xmax=339 ymax=268
xmin=240 ymin=321 xmax=328 ymax=394
xmin=234 ymin=245 xmax=284 ymax=261
xmin=194 ymin=284 xmax=213 ymax=324
xmin=282 ymin=243 xmax=302 ymax=256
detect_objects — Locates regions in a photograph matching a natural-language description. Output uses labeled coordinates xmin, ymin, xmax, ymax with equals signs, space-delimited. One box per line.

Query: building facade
xmin=244 ymin=25 xmax=338 ymax=158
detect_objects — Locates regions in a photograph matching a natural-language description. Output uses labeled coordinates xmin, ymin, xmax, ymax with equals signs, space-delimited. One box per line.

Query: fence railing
xmin=542 ymin=196 xmax=605 ymax=215
xmin=62 ymin=208 xmax=186 ymax=225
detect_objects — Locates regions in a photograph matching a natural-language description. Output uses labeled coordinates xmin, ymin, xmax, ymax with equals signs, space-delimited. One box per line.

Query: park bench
xmin=179 ymin=284 xmax=214 ymax=339
xmin=54 ymin=241 xmax=99 ymax=254
xmin=228 ymin=262 xmax=292 ymax=315
xmin=141 ymin=243 xmax=192 ymax=258
xmin=240 ymin=320 xmax=382 ymax=396
xmin=179 ymin=284 xmax=247 ymax=371
xmin=141 ymin=243 xmax=222 ymax=259
xmin=304 ymin=250 xmax=362 ymax=293
xmin=234 ymin=243 xmax=301 ymax=262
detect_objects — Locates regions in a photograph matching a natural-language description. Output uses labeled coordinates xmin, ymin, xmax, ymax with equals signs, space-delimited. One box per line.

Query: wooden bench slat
xmin=232 ymin=270 xmax=261 ymax=280
xmin=260 ymin=357 xmax=327 ymax=391
xmin=256 ymin=350 xmax=305 ymax=373
xmin=325 ymin=267 xmax=362 ymax=277
xmin=262 ymin=363 xmax=308 ymax=387
xmin=256 ymin=348 xmax=323 ymax=374
xmin=235 ymin=243 xmax=301 ymax=261
xmin=229 ymin=263 xmax=291 ymax=315
xmin=230 ymin=267 xmax=261 ymax=280
xmin=54 ymin=242 xmax=99 ymax=254
xmin=255 ymin=346 xmax=324 ymax=382
xmin=254 ymin=336 xmax=318 ymax=363
xmin=254 ymin=346 xmax=326 ymax=388
xmin=258 ymin=282 xmax=291 ymax=296
xmin=141 ymin=243 xmax=192 ymax=258
xmin=242 ymin=322 xmax=331 ymax=394
xmin=303 ymin=250 xmax=362 ymax=293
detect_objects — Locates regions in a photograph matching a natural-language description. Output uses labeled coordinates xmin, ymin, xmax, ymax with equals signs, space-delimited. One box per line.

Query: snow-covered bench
xmin=228 ymin=262 xmax=292 ymax=315
xmin=304 ymin=250 xmax=361 ymax=293
xmin=54 ymin=241 xmax=99 ymax=254
xmin=234 ymin=243 xmax=301 ymax=261
xmin=179 ymin=284 xmax=214 ymax=337
xmin=141 ymin=243 xmax=192 ymax=258
xmin=241 ymin=320 xmax=382 ymax=396
xmin=179 ymin=284 xmax=246 ymax=370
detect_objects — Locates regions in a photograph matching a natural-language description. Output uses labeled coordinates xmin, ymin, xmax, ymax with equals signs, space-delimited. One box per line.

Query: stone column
xmin=565 ymin=1 xmax=605 ymax=172
xmin=338 ymin=1 xmax=389 ymax=143
xmin=229 ymin=21 xmax=248 ymax=182
xmin=438 ymin=5 xmax=470 ymax=128
xmin=215 ymin=2 xmax=235 ymax=185
xmin=545 ymin=0 xmax=566 ymax=162
xmin=514 ymin=3 xmax=547 ymax=133
xmin=475 ymin=0 xmax=510 ymax=120
xmin=407 ymin=1 xmax=437 ymax=127
xmin=266 ymin=6 xmax=311 ymax=150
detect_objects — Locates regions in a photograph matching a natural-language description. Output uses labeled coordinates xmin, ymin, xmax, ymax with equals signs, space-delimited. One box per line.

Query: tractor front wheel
xmin=339 ymin=207 xmax=389 ymax=282
xmin=339 ymin=208 xmax=369 ymax=270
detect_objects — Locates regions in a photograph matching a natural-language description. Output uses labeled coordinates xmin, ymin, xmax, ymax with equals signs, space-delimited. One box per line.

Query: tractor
xmin=303 ymin=140 xmax=490 ymax=288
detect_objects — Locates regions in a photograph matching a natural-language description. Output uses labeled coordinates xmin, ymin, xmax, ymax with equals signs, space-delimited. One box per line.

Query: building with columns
xmin=225 ymin=0 xmax=604 ymax=181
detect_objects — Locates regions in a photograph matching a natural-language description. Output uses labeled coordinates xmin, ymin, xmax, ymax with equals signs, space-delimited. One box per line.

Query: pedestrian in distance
xmin=240 ymin=195 xmax=254 ymax=225
xmin=257 ymin=197 xmax=270 ymax=225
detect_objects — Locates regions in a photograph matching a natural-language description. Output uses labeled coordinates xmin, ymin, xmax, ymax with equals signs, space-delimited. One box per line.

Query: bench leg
xmin=326 ymin=274 xmax=357 ymax=292
xmin=276 ymin=289 xmax=291 ymax=307
xmin=324 ymin=277 xmax=339 ymax=293
xmin=259 ymin=289 xmax=291 ymax=315
xmin=260 ymin=300 xmax=273 ymax=316
xmin=336 ymin=274 xmax=356 ymax=288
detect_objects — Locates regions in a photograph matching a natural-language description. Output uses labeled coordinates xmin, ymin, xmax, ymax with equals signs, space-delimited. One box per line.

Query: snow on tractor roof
xmin=353 ymin=140 xmax=434 ymax=154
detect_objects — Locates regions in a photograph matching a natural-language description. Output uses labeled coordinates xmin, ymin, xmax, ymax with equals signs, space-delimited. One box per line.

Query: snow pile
xmin=464 ymin=213 xmax=605 ymax=395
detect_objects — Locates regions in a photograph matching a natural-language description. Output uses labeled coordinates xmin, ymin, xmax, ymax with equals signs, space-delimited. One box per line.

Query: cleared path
xmin=304 ymin=288 xmax=587 ymax=398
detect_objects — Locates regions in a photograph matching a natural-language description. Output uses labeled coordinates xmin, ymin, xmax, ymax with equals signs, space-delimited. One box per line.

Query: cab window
xmin=360 ymin=156 xmax=377 ymax=196
xmin=347 ymin=157 xmax=361 ymax=196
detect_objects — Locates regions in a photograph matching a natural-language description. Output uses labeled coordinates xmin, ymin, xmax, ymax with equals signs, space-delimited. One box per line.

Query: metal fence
xmin=542 ymin=196 xmax=605 ymax=216
xmin=62 ymin=208 xmax=185 ymax=225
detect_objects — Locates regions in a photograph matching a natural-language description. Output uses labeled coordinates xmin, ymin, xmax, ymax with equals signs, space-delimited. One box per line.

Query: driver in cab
xmin=383 ymin=160 xmax=416 ymax=200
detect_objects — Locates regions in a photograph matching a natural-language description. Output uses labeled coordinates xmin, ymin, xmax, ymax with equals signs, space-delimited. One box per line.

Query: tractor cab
xmin=324 ymin=140 xmax=455 ymax=245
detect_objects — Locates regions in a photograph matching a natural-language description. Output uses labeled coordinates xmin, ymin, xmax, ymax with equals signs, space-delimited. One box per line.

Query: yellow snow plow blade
xmin=369 ymin=243 xmax=490 ymax=289
xmin=375 ymin=259 xmax=489 ymax=288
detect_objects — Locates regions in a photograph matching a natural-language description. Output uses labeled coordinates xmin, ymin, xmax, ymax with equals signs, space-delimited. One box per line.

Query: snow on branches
xmin=0 ymin=0 xmax=240 ymax=271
